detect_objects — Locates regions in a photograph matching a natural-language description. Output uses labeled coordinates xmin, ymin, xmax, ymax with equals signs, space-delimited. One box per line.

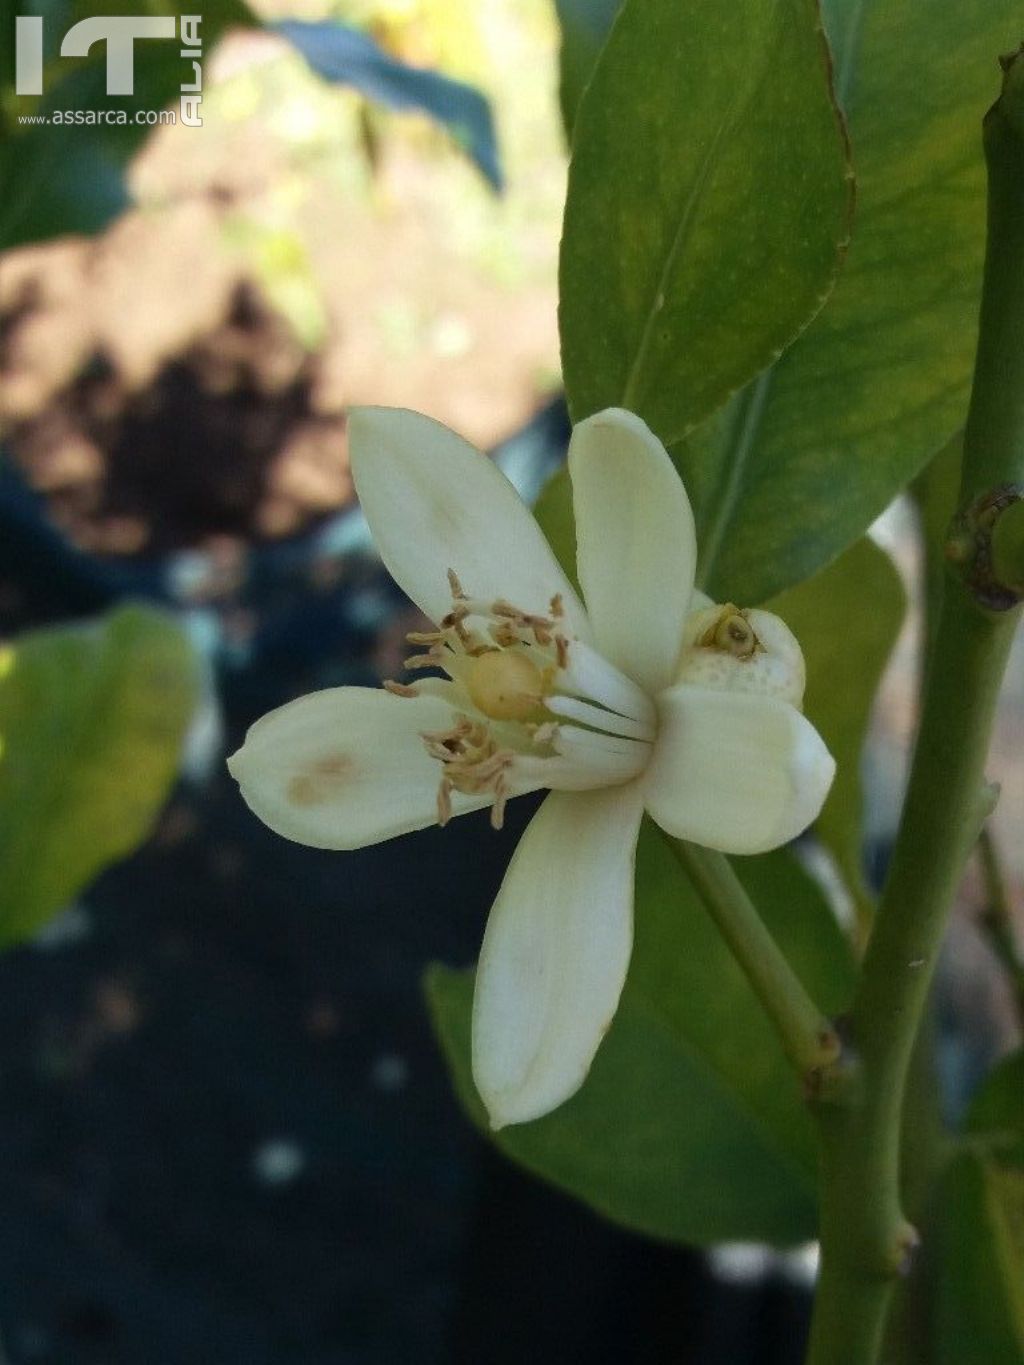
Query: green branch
xmin=669 ymin=839 xmax=840 ymax=1077
xmin=805 ymin=50 xmax=1024 ymax=1365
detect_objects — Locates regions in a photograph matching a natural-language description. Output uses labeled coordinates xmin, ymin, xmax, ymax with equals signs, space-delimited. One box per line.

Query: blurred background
xmin=0 ymin=1 xmax=1021 ymax=1361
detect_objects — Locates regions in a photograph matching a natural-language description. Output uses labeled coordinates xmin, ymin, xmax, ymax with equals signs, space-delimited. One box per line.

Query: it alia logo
xmin=15 ymin=13 xmax=204 ymax=125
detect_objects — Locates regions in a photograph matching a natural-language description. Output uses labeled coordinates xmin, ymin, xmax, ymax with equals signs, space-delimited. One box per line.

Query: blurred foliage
xmin=768 ymin=538 xmax=906 ymax=932
xmin=937 ymin=1051 xmax=1024 ymax=1362
xmin=429 ymin=831 xmax=855 ymax=1247
xmin=0 ymin=604 xmax=198 ymax=947
xmin=277 ymin=19 xmax=502 ymax=188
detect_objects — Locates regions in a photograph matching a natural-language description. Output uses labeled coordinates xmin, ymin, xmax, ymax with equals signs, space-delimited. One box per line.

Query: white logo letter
xmin=60 ymin=16 xmax=176 ymax=96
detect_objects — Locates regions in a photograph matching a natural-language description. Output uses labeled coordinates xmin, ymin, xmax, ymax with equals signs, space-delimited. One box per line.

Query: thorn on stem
xmin=891 ymin=1222 xmax=922 ymax=1278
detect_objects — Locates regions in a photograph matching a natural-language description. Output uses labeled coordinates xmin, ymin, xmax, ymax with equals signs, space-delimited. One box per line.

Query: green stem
xmin=805 ymin=52 xmax=1024 ymax=1365
xmin=669 ymin=839 xmax=840 ymax=1076
xmin=807 ymin=603 xmax=1010 ymax=1365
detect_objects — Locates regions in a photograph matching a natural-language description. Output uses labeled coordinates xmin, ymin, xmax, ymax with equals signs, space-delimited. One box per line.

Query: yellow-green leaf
xmin=0 ymin=604 xmax=198 ymax=945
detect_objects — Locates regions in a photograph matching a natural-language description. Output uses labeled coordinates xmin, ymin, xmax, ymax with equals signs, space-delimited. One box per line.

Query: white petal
xmin=348 ymin=406 xmax=590 ymax=639
xmin=227 ymin=687 xmax=493 ymax=850
xmin=472 ymin=784 xmax=643 ymax=1128
xmin=642 ymin=685 xmax=835 ymax=855
xmin=569 ymin=408 xmax=696 ymax=693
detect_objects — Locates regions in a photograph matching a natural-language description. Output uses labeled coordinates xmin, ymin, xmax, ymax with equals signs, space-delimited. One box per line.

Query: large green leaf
xmin=0 ymin=604 xmax=198 ymax=946
xmin=428 ymin=825 xmax=855 ymax=1246
xmin=682 ymin=0 xmax=1022 ymax=603
xmin=768 ymin=537 xmax=905 ymax=922
xmin=559 ymin=0 xmax=851 ymax=447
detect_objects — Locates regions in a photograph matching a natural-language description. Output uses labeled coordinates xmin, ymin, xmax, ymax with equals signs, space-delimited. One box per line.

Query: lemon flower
xmin=228 ymin=406 xmax=835 ymax=1128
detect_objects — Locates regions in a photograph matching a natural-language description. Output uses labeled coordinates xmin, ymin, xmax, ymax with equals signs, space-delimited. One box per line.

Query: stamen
xmin=383 ymin=680 xmax=419 ymax=698
xmin=404 ymin=650 xmax=444 ymax=671
xmin=545 ymin=694 xmax=656 ymax=742
xmin=552 ymin=725 xmax=651 ymax=785
xmin=447 ymin=568 xmax=467 ymax=600
xmin=529 ymin=721 xmax=559 ymax=745
xmin=490 ymin=775 xmax=509 ymax=830
xmin=513 ymin=733 xmax=648 ymax=790
xmin=558 ymin=640 xmax=657 ymax=728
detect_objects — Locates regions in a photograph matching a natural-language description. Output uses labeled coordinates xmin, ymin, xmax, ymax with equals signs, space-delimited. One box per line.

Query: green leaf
xmin=966 ymin=1049 xmax=1024 ymax=1166
xmin=428 ymin=824 xmax=855 ymax=1246
xmin=682 ymin=0 xmax=1022 ymax=604
xmin=559 ymin=0 xmax=851 ymax=448
xmin=768 ymin=537 xmax=905 ymax=922
xmin=0 ymin=603 xmax=198 ymax=946
xmin=936 ymin=1153 xmax=1024 ymax=1364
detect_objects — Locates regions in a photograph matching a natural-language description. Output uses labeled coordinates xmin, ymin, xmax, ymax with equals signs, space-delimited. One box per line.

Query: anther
xmin=383 ymin=680 xmax=419 ymax=698
xmin=404 ymin=652 xmax=444 ymax=671
xmin=700 ymin=604 xmax=759 ymax=660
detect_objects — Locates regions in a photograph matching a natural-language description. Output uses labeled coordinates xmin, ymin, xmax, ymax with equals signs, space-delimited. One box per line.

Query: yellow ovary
xmin=466 ymin=650 xmax=545 ymax=722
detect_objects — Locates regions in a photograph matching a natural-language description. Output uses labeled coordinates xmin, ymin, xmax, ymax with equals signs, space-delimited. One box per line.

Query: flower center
xmin=383 ymin=569 xmax=656 ymax=830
